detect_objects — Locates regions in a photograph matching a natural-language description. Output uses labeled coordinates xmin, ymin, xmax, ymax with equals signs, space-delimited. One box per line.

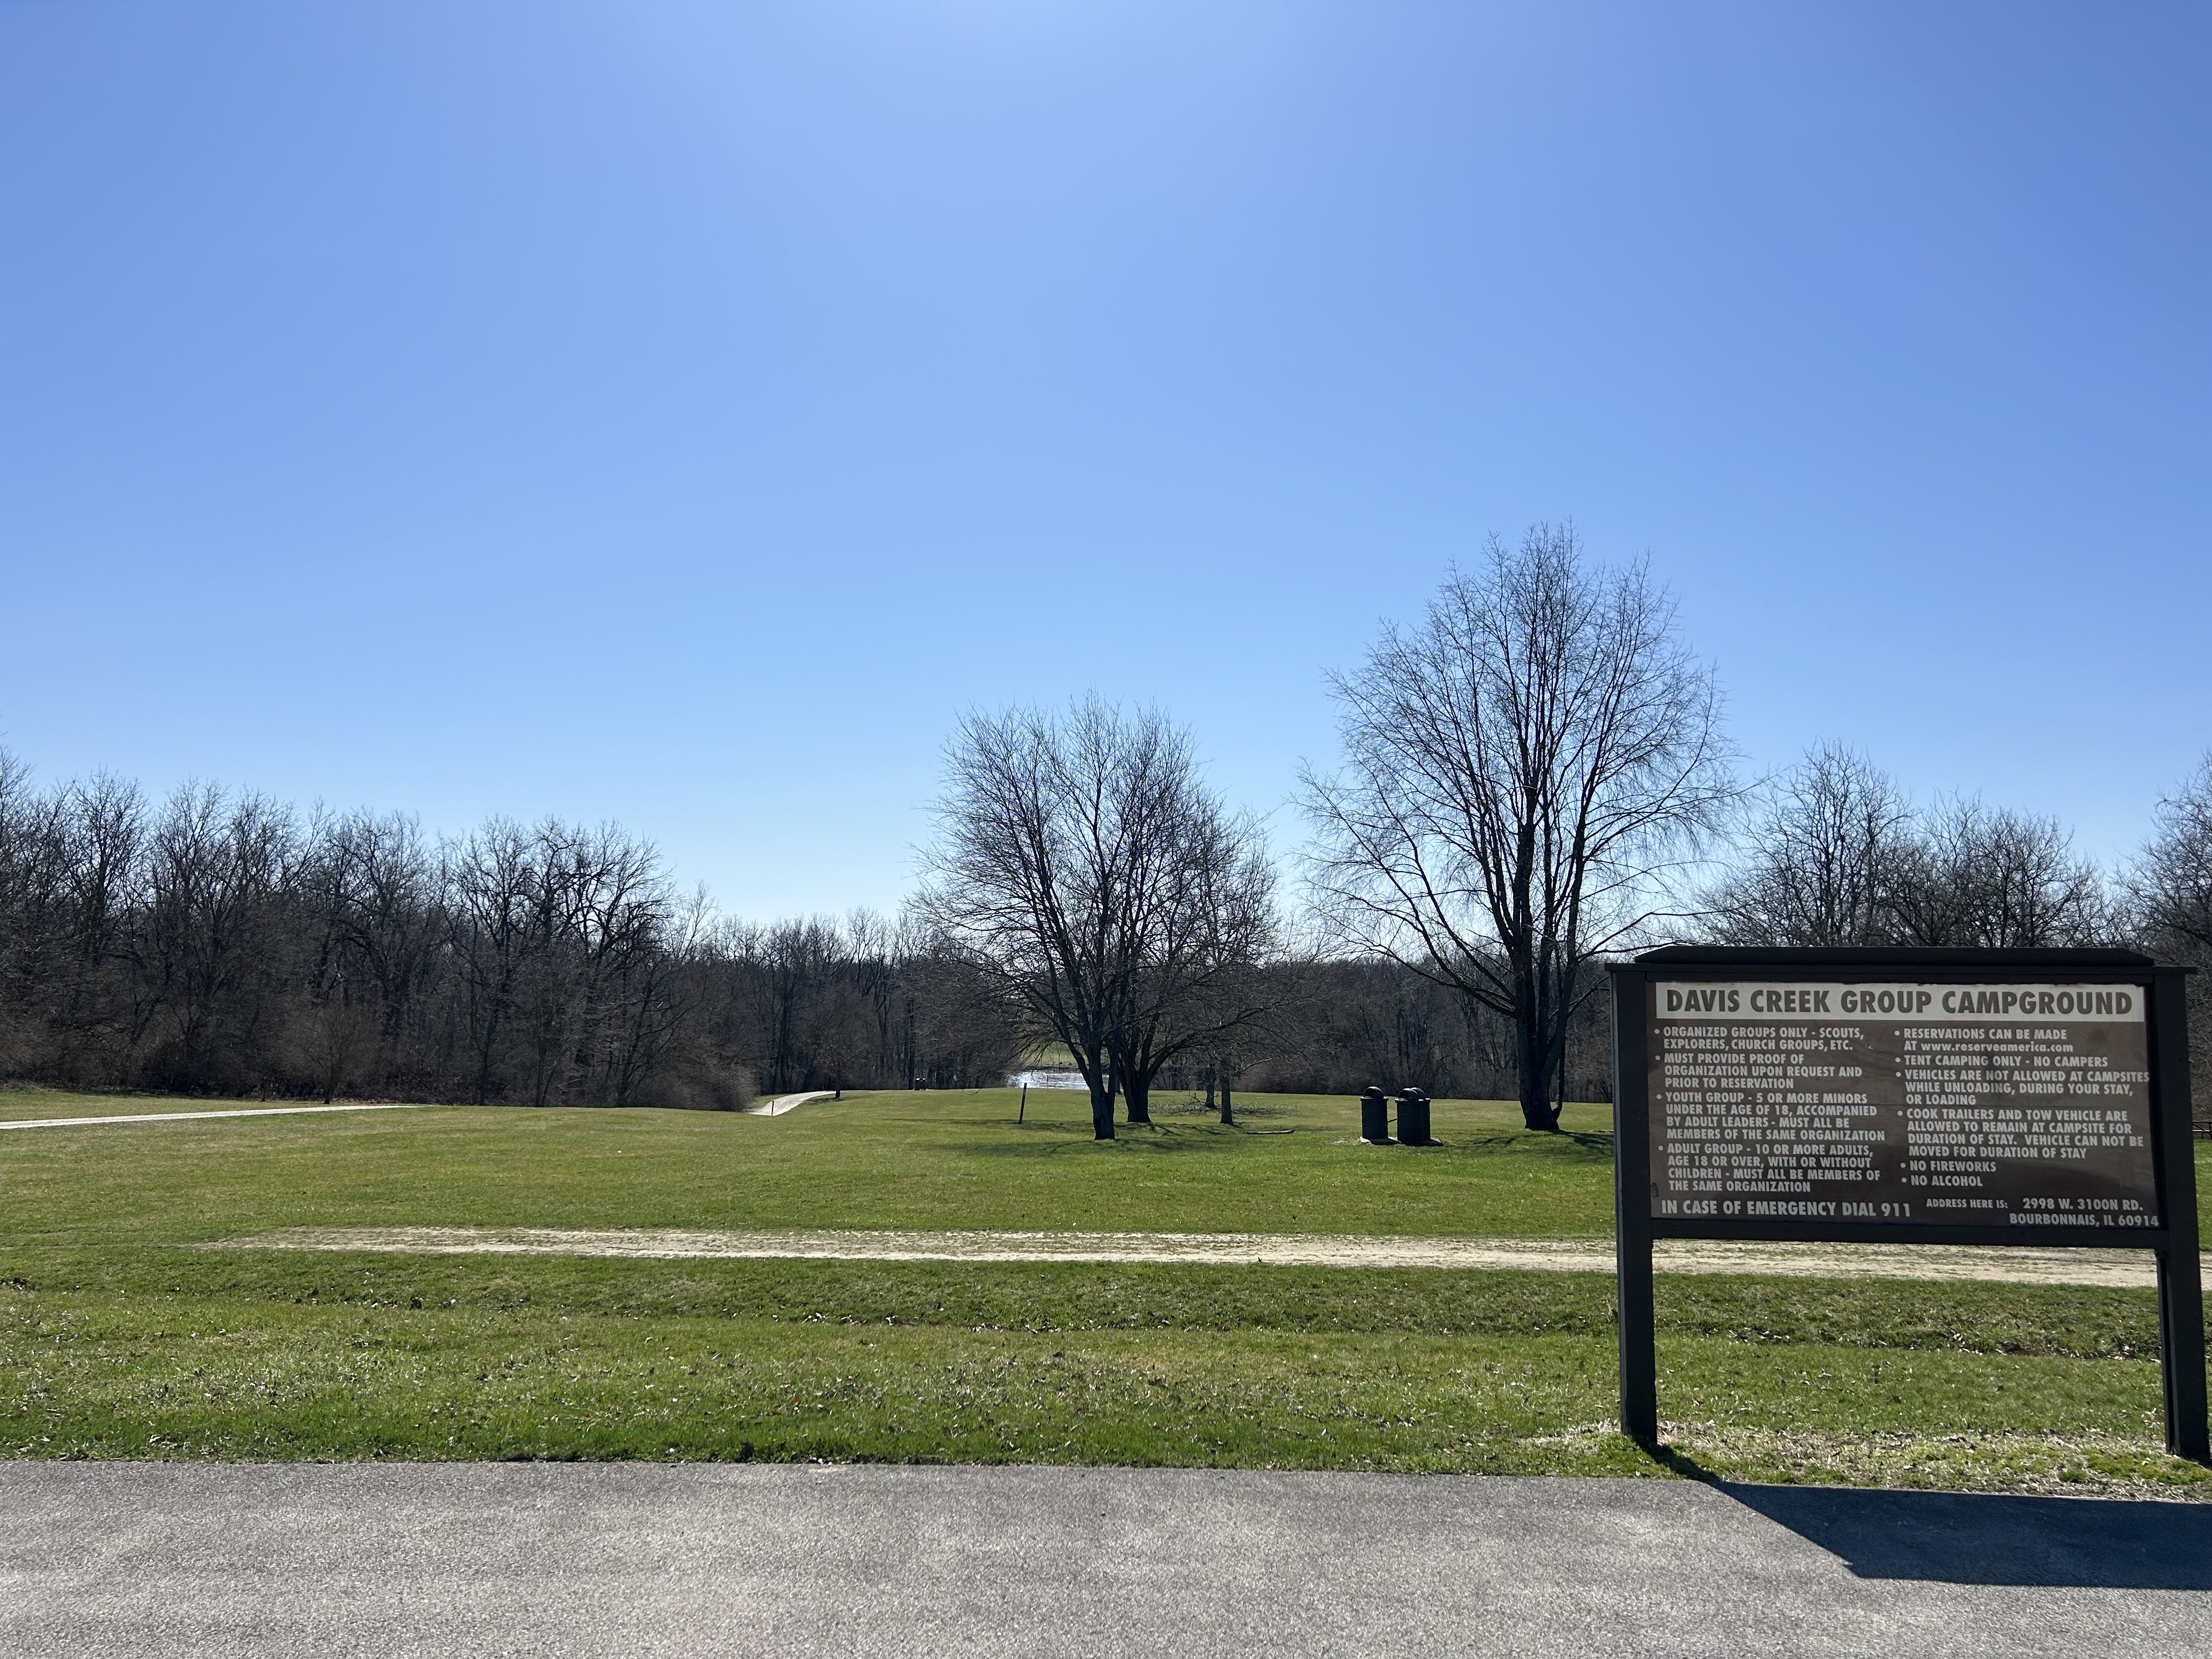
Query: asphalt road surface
xmin=5 ymin=1463 xmax=2208 ymax=1658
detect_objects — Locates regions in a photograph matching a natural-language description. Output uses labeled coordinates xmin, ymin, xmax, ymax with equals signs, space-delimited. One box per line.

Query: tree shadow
xmin=1152 ymin=1099 xmax=1293 ymax=1122
xmin=946 ymin=1117 xmax=1618 ymax=1162
xmin=948 ymin=1123 xmax=1253 ymax=1158
xmin=1437 ymin=1127 xmax=1612 ymax=1158
xmin=1718 ymin=1481 xmax=2212 ymax=1588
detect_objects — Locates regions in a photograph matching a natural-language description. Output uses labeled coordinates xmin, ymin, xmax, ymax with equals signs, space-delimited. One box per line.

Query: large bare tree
xmin=916 ymin=698 xmax=1276 ymax=1139
xmin=1304 ymin=525 xmax=1735 ymax=1131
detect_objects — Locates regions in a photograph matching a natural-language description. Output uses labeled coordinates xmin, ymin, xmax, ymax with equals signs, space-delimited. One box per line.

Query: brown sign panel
xmin=1611 ymin=950 xmax=2204 ymax=1458
xmin=1646 ymin=979 xmax=2160 ymax=1230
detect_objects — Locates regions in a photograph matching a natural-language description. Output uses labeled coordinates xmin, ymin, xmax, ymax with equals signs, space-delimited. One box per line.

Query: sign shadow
xmin=1719 ymin=1481 xmax=2212 ymax=1589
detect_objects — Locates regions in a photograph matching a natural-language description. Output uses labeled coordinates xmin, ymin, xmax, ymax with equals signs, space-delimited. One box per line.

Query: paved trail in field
xmin=747 ymin=1091 xmax=837 ymax=1116
xmin=0 ymin=1102 xmax=438 ymax=1132
xmin=0 ymin=1093 xmax=835 ymax=1127
xmin=5 ymin=1463 xmax=2207 ymax=1658
xmin=211 ymin=1224 xmax=2200 ymax=1288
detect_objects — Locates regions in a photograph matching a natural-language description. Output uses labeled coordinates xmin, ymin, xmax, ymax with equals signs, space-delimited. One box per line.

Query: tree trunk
xmin=1090 ymin=1084 xmax=1116 ymax=1140
xmin=1515 ymin=1009 xmax=1561 ymax=1131
xmin=1518 ymin=1076 xmax=1559 ymax=1131
xmin=1554 ymin=1028 xmax=1568 ymax=1124
xmin=1218 ymin=1081 xmax=1234 ymax=1126
xmin=1123 ymin=1073 xmax=1152 ymax=1125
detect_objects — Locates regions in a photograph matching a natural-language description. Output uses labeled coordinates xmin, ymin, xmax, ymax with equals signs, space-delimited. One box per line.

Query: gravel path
xmin=208 ymin=1224 xmax=2197 ymax=1288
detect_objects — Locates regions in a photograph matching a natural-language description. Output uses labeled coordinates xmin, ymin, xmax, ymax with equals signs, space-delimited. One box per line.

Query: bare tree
xmin=894 ymin=939 xmax=1029 ymax=1089
xmin=1707 ymin=744 xmax=1914 ymax=946
xmin=290 ymin=996 xmax=380 ymax=1103
xmin=0 ymin=752 xmax=66 ymax=1074
xmin=302 ymin=810 xmax=447 ymax=1091
xmin=2132 ymin=755 xmax=2212 ymax=956
xmin=137 ymin=786 xmax=301 ymax=1092
xmin=916 ymin=698 xmax=1271 ymax=1139
xmin=1889 ymin=799 xmax=2106 ymax=949
xmin=2128 ymin=756 xmax=2212 ymax=1130
xmin=449 ymin=819 xmax=548 ymax=1104
xmin=1304 ymin=525 xmax=1736 ymax=1131
xmin=847 ymin=907 xmax=902 ymax=1085
xmin=1706 ymin=742 xmax=2110 ymax=953
xmin=562 ymin=823 xmax=676 ymax=1104
xmin=1105 ymin=791 xmax=1277 ymax=1124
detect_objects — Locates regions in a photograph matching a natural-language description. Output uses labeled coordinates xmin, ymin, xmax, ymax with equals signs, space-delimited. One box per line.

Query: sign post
xmin=1609 ymin=946 xmax=2207 ymax=1462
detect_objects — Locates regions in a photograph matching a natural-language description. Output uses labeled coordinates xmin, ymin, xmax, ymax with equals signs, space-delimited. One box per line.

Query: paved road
xmin=4 ymin=1464 xmax=2207 ymax=1657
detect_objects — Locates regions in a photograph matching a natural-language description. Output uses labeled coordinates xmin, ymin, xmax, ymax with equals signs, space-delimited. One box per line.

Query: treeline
xmin=0 ymin=759 xmax=1022 ymax=1104
xmin=5 ymin=740 xmax=2212 ymax=1116
xmin=1240 ymin=959 xmax=1613 ymax=1107
xmin=1702 ymin=744 xmax=2212 ymax=1125
xmin=0 ymin=749 xmax=1610 ymax=1110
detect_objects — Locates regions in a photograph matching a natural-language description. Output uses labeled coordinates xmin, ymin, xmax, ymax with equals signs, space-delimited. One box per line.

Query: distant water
xmin=1007 ymin=1069 xmax=1089 ymax=1090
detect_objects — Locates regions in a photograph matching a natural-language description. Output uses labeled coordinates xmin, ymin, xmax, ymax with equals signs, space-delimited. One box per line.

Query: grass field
xmin=0 ymin=1085 xmax=1617 ymax=1238
xmin=3 ymin=1083 xmax=2208 ymax=1496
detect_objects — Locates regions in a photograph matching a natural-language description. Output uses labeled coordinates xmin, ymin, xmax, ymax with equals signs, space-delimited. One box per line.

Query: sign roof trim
xmin=1630 ymin=945 xmax=2159 ymax=968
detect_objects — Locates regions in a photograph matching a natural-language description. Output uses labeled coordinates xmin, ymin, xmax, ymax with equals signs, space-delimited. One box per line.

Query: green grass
xmin=3 ymin=1253 xmax=2203 ymax=1494
xmin=2 ymin=1084 xmax=2208 ymax=1496
xmin=0 ymin=1086 xmax=1620 ymax=1243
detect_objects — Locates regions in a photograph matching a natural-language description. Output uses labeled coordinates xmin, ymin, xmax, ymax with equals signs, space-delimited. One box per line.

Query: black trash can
xmin=1359 ymin=1085 xmax=1391 ymax=1143
xmin=1397 ymin=1088 xmax=1431 ymax=1146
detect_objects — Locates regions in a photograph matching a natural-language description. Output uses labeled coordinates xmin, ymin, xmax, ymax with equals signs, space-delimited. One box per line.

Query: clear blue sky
xmin=2 ymin=2 xmax=2205 ymax=917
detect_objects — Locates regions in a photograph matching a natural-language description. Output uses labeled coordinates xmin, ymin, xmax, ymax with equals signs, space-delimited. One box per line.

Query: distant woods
xmin=0 ymin=745 xmax=1613 ymax=1114
xmin=0 ymin=740 xmax=2202 ymax=1116
xmin=0 ymin=758 xmax=1022 ymax=1105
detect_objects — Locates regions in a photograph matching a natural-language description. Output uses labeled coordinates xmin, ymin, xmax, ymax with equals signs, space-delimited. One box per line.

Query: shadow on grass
xmin=1404 ymin=1128 xmax=1613 ymax=1159
xmin=1637 ymin=1437 xmax=1725 ymax=1482
xmin=938 ymin=1119 xmax=1621 ymax=1161
xmin=1719 ymin=1481 xmax=2212 ymax=1588
xmin=951 ymin=1124 xmax=1255 ymax=1158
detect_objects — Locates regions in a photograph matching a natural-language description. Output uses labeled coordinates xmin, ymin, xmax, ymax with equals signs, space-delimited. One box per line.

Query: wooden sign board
xmin=1608 ymin=947 xmax=2206 ymax=1460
